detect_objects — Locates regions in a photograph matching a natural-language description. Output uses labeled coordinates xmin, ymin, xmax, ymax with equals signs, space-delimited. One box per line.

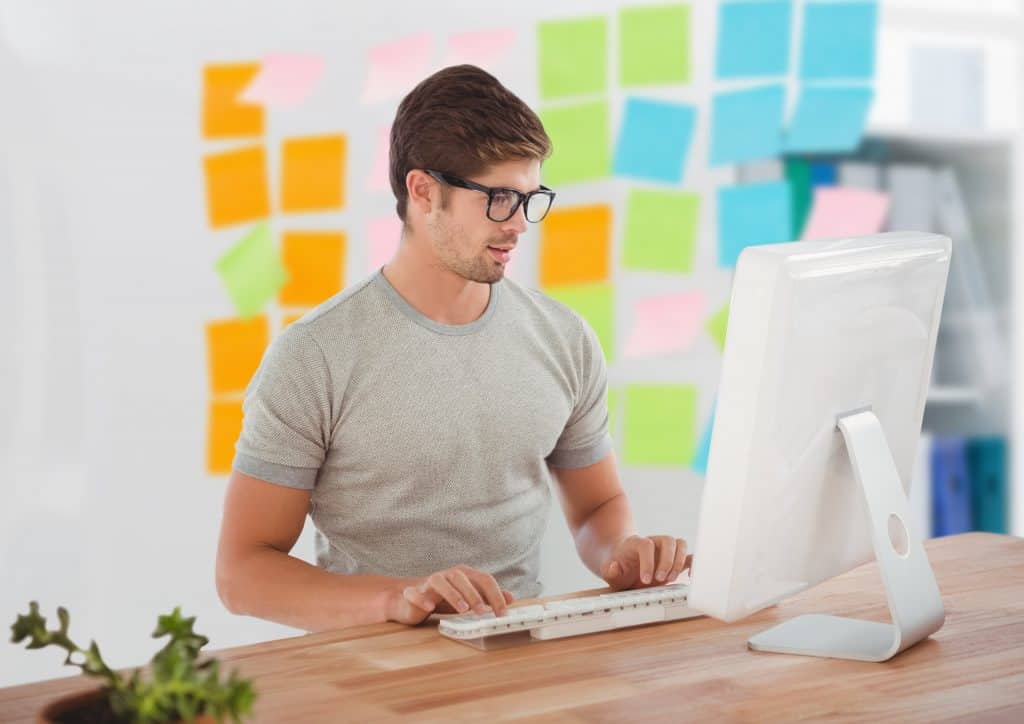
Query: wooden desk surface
xmin=2 ymin=532 xmax=1022 ymax=723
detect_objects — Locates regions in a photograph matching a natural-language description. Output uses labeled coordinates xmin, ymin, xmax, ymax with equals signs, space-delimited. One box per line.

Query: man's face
xmin=425 ymin=158 xmax=541 ymax=285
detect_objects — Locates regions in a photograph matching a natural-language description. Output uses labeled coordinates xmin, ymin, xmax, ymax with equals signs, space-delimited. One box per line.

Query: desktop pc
xmin=439 ymin=231 xmax=952 ymax=663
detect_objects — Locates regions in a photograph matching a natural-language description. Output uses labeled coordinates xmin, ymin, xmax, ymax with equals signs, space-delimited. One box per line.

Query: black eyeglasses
xmin=425 ymin=170 xmax=556 ymax=223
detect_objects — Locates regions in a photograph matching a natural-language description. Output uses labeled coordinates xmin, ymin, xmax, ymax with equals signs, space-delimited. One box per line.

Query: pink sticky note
xmin=361 ymin=33 xmax=434 ymax=104
xmin=444 ymin=28 xmax=518 ymax=69
xmin=623 ymin=292 xmax=707 ymax=359
xmin=801 ymin=187 xmax=890 ymax=241
xmin=368 ymin=216 xmax=403 ymax=272
xmin=368 ymin=125 xmax=392 ymax=192
xmin=238 ymin=53 xmax=325 ymax=109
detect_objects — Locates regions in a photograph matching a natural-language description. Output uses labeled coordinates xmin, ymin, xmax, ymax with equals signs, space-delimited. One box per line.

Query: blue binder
xmin=967 ymin=436 xmax=1008 ymax=534
xmin=931 ymin=436 xmax=973 ymax=536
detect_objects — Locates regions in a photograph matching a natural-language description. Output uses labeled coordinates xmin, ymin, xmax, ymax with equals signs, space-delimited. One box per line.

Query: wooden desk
xmin=2 ymin=532 xmax=1022 ymax=722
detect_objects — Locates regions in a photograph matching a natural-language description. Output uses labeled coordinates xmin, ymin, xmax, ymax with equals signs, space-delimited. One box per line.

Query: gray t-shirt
xmin=233 ymin=267 xmax=612 ymax=598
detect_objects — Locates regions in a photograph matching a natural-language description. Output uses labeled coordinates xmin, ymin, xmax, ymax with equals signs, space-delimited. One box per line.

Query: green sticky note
xmin=785 ymin=158 xmax=813 ymax=238
xmin=623 ymin=189 xmax=699 ymax=273
xmin=216 ymin=223 xmax=288 ymax=318
xmin=538 ymin=17 xmax=608 ymax=99
xmin=540 ymin=101 xmax=611 ymax=186
xmin=620 ymin=4 xmax=692 ymax=87
xmin=707 ymin=302 xmax=730 ymax=352
xmin=608 ymin=387 xmax=621 ymax=442
xmin=623 ymin=384 xmax=698 ymax=467
xmin=546 ymin=282 xmax=615 ymax=363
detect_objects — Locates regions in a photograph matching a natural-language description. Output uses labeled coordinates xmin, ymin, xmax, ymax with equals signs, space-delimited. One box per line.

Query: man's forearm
xmin=573 ymin=493 xmax=636 ymax=579
xmin=218 ymin=546 xmax=418 ymax=632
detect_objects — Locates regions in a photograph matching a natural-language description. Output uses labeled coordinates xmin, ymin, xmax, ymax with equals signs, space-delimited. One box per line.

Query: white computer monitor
xmin=688 ymin=231 xmax=952 ymax=662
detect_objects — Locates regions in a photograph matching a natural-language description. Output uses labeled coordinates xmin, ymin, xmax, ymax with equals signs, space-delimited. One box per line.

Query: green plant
xmin=10 ymin=602 xmax=256 ymax=724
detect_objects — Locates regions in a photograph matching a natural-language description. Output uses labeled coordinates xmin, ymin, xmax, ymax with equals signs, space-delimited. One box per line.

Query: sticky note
xmin=368 ymin=216 xmax=403 ymax=272
xmin=207 ymin=399 xmax=244 ymax=475
xmin=203 ymin=146 xmax=270 ymax=228
xmin=540 ymin=101 xmax=611 ymax=186
xmin=717 ymin=181 xmax=792 ymax=268
xmin=280 ymin=134 xmax=346 ymax=213
xmin=368 ymin=125 xmax=391 ymax=192
xmin=445 ymin=28 xmax=518 ymax=68
xmin=800 ymin=1 xmax=878 ymax=81
xmin=706 ymin=302 xmax=730 ymax=352
xmin=205 ymin=316 xmax=270 ymax=396
xmin=216 ymin=223 xmax=288 ymax=318
xmin=613 ymin=98 xmax=696 ymax=184
xmin=619 ymin=4 xmax=691 ymax=86
xmin=540 ymin=204 xmax=612 ymax=288
xmin=623 ymin=384 xmax=698 ymax=467
xmin=202 ymin=63 xmax=263 ymax=139
xmin=361 ymin=33 xmax=434 ymax=104
xmin=716 ymin=1 xmax=792 ymax=78
xmin=801 ymin=187 xmax=889 ymax=241
xmin=537 ymin=17 xmax=607 ymax=100
xmin=783 ymin=85 xmax=874 ymax=154
xmin=692 ymin=402 xmax=716 ymax=476
xmin=622 ymin=189 xmax=699 ymax=273
xmin=279 ymin=230 xmax=346 ymax=307
xmin=623 ymin=292 xmax=707 ymax=359
xmin=710 ymin=85 xmax=786 ymax=166
xmin=545 ymin=283 xmax=615 ymax=362
xmin=238 ymin=53 xmax=324 ymax=109
xmin=785 ymin=158 xmax=813 ymax=238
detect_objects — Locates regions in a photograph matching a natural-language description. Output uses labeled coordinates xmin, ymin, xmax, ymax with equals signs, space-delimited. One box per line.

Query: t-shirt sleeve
xmin=546 ymin=315 xmax=613 ymax=469
xmin=232 ymin=324 xmax=331 ymax=490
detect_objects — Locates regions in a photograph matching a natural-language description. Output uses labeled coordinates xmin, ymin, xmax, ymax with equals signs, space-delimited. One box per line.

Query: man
xmin=216 ymin=65 xmax=691 ymax=632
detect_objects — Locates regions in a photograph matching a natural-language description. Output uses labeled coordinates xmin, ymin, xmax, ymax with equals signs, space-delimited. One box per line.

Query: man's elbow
xmin=216 ymin=560 xmax=248 ymax=615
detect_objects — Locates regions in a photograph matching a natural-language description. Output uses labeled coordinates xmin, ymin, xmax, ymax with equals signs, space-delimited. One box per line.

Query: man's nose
xmin=502 ymin=202 xmax=529 ymax=235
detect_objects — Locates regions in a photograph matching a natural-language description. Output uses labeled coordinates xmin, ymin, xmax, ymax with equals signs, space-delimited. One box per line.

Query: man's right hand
xmin=387 ymin=564 xmax=515 ymax=626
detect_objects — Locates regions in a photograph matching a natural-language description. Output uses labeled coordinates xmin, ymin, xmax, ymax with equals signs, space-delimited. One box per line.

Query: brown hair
xmin=389 ymin=64 xmax=552 ymax=223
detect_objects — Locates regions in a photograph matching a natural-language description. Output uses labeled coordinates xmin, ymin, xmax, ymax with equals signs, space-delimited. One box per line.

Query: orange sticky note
xmin=539 ymin=204 xmax=612 ymax=288
xmin=207 ymin=399 xmax=244 ymax=475
xmin=205 ymin=315 xmax=270 ymax=395
xmin=279 ymin=230 xmax=346 ymax=306
xmin=281 ymin=134 xmax=346 ymax=212
xmin=202 ymin=63 xmax=264 ymax=139
xmin=203 ymin=146 xmax=270 ymax=228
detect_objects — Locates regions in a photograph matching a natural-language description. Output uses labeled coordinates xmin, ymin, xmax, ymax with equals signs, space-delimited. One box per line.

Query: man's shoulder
xmin=286 ymin=270 xmax=380 ymax=335
xmin=500 ymin=276 xmax=585 ymax=336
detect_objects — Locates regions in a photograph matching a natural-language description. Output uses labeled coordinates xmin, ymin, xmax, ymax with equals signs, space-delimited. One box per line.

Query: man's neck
xmin=382 ymin=234 xmax=491 ymax=326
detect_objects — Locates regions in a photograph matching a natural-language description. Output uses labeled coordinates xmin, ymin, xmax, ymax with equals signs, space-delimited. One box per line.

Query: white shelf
xmin=927 ymin=386 xmax=983 ymax=404
xmin=865 ymin=125 xmax=1017 ymax=146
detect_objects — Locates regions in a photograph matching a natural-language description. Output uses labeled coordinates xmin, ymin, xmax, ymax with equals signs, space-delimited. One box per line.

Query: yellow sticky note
xmin=206 ymin=315 xmax=270 ymax=396
xmin=203 ymin=146 xmax=270 ymax=228
xmin=281 ymin=134 xmax=346 ymax=212
xmin=539 ymin=205 xmax=612 ymax=288
xmin=207 ymin=399 xmax=244 ymax=475
xmin=202 ymin=63 xmax=264 ymax=139
xmin=279 ymin=230 xmax=346 ymax=306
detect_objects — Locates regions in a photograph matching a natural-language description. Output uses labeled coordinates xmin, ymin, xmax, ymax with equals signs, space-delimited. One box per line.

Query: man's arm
xmin=549 ymin=451 xmax=691 ymax=589
xmin=216 ymin=471 xmax=514 ymax=631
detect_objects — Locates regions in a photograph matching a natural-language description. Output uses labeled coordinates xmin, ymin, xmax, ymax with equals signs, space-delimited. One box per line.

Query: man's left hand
xmin=600 ymin=535 xmax=692 ymax=590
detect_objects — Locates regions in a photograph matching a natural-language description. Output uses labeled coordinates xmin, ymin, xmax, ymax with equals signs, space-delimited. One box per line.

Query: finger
xmin=667 ymin=539 xmax=688 ymax=582
xmin=683 ymin=553 xmax=694 ymax=574
xmin=422 ymin=573 xmax=469 ymax=613
xmin=402 ymin=586 xmax=436 ymax=613
xmin=636 ymin=537 xmax=656 ymax=585
xmin=654 ymin=537 xmax=677 ymax=582
xmin=502 ymin=590 xmax=515 ymax=604
xmin=449 ymin=569 xmax=488 ymax=613
xmin=465 ymin=568 xmax=508 ymax=616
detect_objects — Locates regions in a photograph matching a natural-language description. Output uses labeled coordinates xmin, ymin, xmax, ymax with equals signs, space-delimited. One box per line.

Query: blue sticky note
xmin=810 ymin=161 xmax=837 ymax=186
xmin=716 ymin=1 xmax=792 ymax=78
xmin=717 ymin=181 xmax=792 ymax=268
xmin=692 ymin=402 xmax=716 ymax=476
xmin=613 ymin=97 xmax=696 ymax=184
xmin=784 ymin=85 xmax=874 ymax=153
xmin=800 ymin=2 xmax=878 ymax=80
xmin=710 ymin=85 xmax=786 ymax=167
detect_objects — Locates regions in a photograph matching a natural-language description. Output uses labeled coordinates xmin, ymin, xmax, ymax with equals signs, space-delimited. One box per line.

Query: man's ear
xmin=406 ymin=170 xmax=435 ymax=218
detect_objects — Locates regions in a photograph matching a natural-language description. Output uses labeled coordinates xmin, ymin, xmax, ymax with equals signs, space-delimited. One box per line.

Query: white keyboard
xmin=438 ymin=583 xmax=701 ymax=643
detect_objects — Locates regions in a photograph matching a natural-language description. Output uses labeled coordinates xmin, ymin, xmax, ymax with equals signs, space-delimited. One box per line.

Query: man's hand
xmin=387 ymin=564 xmax=516 ymax=626
xmin=600 ymin=535 xmax=693 ymax=591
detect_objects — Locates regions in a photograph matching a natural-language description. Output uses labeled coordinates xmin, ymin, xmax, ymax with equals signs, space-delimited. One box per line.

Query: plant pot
xmin=37 ymin=686 xmax=215 ymax=724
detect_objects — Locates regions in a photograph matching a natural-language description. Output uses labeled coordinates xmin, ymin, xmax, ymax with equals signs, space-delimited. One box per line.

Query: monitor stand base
xmin=747 ymin=409 xmax=945 ymax=662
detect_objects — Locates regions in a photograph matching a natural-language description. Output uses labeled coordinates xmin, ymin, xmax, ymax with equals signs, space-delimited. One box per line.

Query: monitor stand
xmin=747 ymin=409 xmax=946 ymax=662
